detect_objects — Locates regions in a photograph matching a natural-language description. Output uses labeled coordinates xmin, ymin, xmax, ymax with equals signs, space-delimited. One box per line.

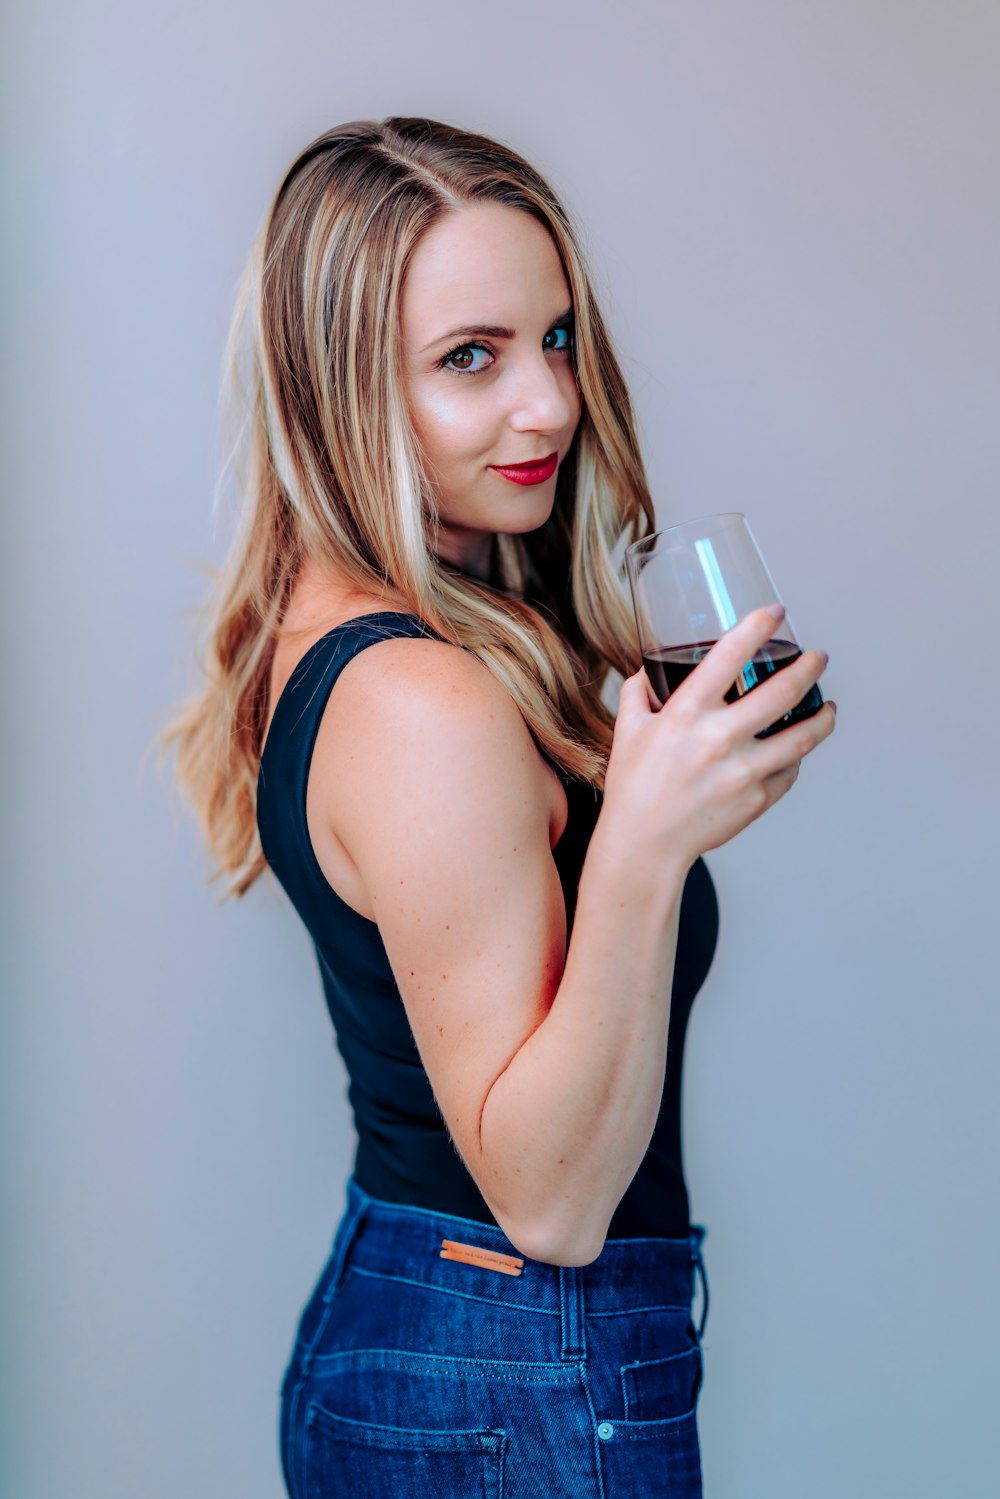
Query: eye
xmin=543 ymin=322 xmax=574 ymax=353
xmin=440 ymin=342 xmax=494 ymax=376
xmin=437 ymin=314 xmax=576 ymax=378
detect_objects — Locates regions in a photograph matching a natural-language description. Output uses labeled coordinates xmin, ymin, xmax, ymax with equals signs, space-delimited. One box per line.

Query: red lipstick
xmin=489 ymin=451 xmax=559 ymax=486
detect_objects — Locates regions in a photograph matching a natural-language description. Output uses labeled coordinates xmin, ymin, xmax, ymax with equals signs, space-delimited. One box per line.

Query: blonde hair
xmin=159 ymin=116 xmax=656 ymax=898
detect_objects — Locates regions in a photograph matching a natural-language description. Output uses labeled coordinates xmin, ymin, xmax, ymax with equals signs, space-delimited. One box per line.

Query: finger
xmin=725 ymin=645 xmax=829 ymax=740
xmin=669 ymin=606 xmax=790 ymax=712
xmin=760 ymin=760 xmax=801 ymax=804
xmin=617 ymin=666 xmax=657 ymax=717
xmin=746 ymin=698 xmax=837 ymax=774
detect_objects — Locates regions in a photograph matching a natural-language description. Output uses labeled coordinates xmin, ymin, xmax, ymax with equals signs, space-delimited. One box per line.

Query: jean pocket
xmin=302 ymin=1399 xmax=505 ymax=1499
xmin=595 ymin=1346 xmax=704 ymax=1498
xmin=595 ymin=1408 xmax=702 ymax=1498
xmin=620 ymin=1344 xmax=703 ymax=1423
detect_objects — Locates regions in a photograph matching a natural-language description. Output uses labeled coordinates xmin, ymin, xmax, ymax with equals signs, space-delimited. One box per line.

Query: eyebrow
xmin=421 ymin=306 xmax=573 ymax=354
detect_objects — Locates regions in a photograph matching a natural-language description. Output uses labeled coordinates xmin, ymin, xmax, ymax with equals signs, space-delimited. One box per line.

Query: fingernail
xmin=765 ymin=602 xmax=786 ymax=620
xmin=828 ymin=700 xmax=837 ymax=714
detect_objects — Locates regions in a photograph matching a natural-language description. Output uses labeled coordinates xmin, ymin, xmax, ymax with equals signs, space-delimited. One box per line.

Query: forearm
xmin=478 ymin=814 xmax=691 ymax=1265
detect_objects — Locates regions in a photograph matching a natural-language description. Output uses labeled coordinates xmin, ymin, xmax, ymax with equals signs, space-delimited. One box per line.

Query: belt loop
xmin=689 ymin=1223 xmax=709 ymax=1339
xmin=559 ymin=1265 xmax=586 ymax=1360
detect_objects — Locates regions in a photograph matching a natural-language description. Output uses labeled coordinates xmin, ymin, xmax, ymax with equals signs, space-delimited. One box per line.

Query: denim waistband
xmin=332 ymin=1176 xmax=709 ymax=1337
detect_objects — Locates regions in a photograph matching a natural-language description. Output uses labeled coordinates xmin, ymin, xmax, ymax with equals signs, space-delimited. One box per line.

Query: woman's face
xmin=400 ymin=203 xmax=582 ymax=579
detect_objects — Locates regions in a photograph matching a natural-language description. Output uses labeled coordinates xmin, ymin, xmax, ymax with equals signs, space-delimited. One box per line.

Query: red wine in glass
xmin=642 ymin=636 xmax=824 ymax=739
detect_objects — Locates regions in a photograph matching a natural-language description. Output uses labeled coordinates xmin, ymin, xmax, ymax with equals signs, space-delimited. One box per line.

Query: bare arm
xmin=322 ymin=612 xmax=833 ymax=1265
xmin=477 ymin=815 xmax=688 ymax=1264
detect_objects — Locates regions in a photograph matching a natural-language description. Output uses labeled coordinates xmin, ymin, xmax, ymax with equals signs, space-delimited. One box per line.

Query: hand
xmin=603 ymin=606 xmax=836 ymax=869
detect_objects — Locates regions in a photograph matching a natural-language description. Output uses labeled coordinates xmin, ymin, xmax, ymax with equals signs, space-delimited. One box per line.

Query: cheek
xmin=412 ymin=386 xmax=494 ymax=463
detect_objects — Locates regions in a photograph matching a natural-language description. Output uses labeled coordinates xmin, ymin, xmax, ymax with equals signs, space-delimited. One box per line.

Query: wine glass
xmin=624 ymin=512 xmax=824 ymax=739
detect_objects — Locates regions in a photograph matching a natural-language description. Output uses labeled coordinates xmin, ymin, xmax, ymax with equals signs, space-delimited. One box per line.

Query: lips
xmin=489 ymin=451 xmax=559 ymax=486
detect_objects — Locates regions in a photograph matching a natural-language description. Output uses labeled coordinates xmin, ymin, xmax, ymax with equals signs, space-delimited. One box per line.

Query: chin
xmin=497 ymin=484 xmax=558 ymax=520
xmin=501 ymin=511 xmax=554 ymax=537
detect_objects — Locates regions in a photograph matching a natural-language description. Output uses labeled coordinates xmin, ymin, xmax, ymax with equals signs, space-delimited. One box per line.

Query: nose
xmin=507 ymin=349 xmax=578 ymax=435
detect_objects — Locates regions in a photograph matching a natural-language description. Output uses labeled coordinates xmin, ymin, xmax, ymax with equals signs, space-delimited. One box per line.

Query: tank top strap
xmin=257 ymin=611 xmax=446 ymax=888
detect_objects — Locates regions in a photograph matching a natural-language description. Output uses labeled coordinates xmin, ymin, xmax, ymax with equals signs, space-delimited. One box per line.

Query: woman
xmin=163 ymin=116 xmax=834 ymax=1498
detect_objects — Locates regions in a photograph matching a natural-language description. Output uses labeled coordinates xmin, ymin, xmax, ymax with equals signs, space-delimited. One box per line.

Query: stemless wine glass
xmin=624 ymin=512 xmax=824 ymax=739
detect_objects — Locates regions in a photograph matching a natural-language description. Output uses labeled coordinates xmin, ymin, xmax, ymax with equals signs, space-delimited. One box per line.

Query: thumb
xmin=616 ymin=665 xmax=656 ymax=717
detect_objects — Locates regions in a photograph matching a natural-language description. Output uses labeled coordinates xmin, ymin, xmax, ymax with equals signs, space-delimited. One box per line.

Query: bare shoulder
xmin=334 ymin=632 xmax=530 ymax=745
xmin=308 ymin=631 xmax=566 ymax=872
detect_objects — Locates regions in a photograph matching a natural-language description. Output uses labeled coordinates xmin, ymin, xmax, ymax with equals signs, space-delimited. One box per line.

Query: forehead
xmin=400 ymin=203 xmax=569 ymax=333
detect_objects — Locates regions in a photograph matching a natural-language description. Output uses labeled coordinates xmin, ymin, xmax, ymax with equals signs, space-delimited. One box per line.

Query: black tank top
xmin=256 ymin=611 xmax=720 ymax=1239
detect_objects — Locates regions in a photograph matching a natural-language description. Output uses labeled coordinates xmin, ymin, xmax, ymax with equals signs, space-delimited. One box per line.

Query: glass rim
xmin=624 ymin=511 xmax=748 ymax=562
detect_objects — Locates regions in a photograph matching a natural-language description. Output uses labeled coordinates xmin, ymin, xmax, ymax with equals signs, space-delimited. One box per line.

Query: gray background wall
xmin=3 ymin=2 xmax=998 ymax=1496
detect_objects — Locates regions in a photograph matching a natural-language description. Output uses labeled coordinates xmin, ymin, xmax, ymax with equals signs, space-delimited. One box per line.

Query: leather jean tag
xmin=439 ymin=1238 xmax=525 ymax=1276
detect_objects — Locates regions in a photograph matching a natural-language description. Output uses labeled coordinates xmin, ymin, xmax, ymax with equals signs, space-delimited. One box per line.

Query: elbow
xmin=500 ymin=1215 xmax=608 ymax=1268
xmin=478 ymin=1168 xmax=608 ymax=1267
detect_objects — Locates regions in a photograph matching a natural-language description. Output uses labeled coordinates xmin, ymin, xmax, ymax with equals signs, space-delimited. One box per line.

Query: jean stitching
xmin=299 ymin=1200 xmax=369 ymax=1375
xmin=285 ymin=1374 xmax=305 ymax=1499
xmin=586 ymin=1301 xmax=693 ymax=1317
xmin=619 ymin=1345 xmax=701 ymax=1423
xmin=346 ymin=1263 xmax=563 ymax=1314
xmin=577 ymin=1360 xmax=608 ymax=1499
xmin=608 ymin=1408 xmax=700 ymax=1436
xmin=309 ymin=1347 xmax=586 ymax=1384
xmin=306 ymin=1398 xmax=508 ymax=1444
xmin=345 ymin=1265 xmax=694 ymax=1319
xmin=559 ymin=1266 xmax=586 ymax=1360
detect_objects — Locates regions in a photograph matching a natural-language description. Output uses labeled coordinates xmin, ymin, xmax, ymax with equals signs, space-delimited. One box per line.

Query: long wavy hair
xmin=159 ymin=116 xmax=656 ymax=898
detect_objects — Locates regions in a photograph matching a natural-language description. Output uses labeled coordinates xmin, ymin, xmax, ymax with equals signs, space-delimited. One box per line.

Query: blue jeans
xmin=279 ymin=1176 xmax=710 ymax=1498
